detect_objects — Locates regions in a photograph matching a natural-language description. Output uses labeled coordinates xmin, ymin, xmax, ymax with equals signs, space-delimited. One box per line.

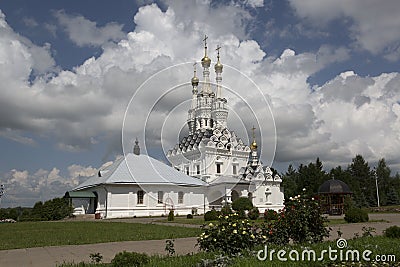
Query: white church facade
xmin=67 ymin=37 xmax=284 ymax=218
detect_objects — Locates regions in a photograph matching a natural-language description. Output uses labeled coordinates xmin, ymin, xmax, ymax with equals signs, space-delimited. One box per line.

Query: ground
xmin=0 ymin=213 xmax=399 ymax=266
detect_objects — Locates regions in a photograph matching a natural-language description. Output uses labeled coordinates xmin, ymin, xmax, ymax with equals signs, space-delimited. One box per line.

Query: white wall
xmin=89 ymin=184 xmax=206 ymax=218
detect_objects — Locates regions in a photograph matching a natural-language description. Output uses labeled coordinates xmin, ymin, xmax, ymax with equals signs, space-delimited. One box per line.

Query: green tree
xmin=282 ymin=164 xmax=298 ymax=200
xmin=348 ymin=155 xmax=375 ymax=207
xmin=297 ymin=158 xmax=328 ymax=194
xmin=386 ymin=187 xmax=400 ymax=205
xmin=375 ymin=158 xmax=391 ymax=206
xmin=232 ymin=197 xmax=253 ymax=218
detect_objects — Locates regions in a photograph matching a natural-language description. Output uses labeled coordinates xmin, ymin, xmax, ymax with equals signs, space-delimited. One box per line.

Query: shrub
xmin=232 ymin=197 xmax=253 ymax=213
xmin=265 ymin=193 xmax=329 ymax=245
xmin=220 ymin=205 xmax=233 ymax=216
xmin=198 ymin=213 xmax=265 ymax=255
xmin=384 ymin=225 xmax=400 ymax=238
xmin=264 ymin=209 xmax=278 ymax=221
xmin=344 ymin=207 xmax=369 ymax=223
xmin=204 ymin=210 xmax=219 ymax=221
xmin=111 ymin=251 xmax=149 ymax=267
xmin=248 ymin=207 xmax=259 ymax=220
xmin=186 ymin=214 xmax=193 ymax=219
xmin=167 ymin=210 xmax=174 ymax=221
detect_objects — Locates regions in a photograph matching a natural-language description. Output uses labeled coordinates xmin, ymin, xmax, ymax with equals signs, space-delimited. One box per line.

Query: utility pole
xmin=375 ymin=171 xmax=380 ymax=207
xmin=0 ymin=184 xmax=4 ymax=208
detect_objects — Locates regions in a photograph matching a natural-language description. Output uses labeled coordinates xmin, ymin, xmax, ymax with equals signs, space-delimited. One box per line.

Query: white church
xmin=66 ymin=37 xmax=284 ymax=218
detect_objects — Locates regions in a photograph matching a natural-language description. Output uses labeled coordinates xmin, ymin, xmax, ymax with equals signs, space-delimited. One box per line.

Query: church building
xmin=66 ymin=36 xmax=284 ymax=218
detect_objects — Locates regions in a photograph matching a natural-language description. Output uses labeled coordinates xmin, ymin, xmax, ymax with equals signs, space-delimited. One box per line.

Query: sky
xmin=0 ymin=0 xmax=400 ymax=207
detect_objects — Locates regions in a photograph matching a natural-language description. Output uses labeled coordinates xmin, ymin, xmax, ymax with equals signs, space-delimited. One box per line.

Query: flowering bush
xmin=247 ymin=207 xmax=260 ymax=220
xmin=204 ymin=210 xmax=219 ymax=221
xmin=263 ymin=209 xmax=278 ymax=222
xmin=198 ymin=190 xmax=329 ymax=255
xmin=197 ymin=213 xmax=266 ymax=255
xmin=265 ymin=190 xmax=329 ymax=244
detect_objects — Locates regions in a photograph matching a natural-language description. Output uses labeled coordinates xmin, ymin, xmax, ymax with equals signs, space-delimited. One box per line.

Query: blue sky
xmin=1 ymin=0 xmax=400 ymax=207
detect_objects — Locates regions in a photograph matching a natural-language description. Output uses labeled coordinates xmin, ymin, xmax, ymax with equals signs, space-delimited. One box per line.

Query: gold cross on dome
xmin=216 ymin=45 xmax=221 ymax=58
xmin=193 ymin=62 xmax=197 ymax=75
xmin=251 ymin=126 xmax=256 ymax=139
xmin=203 ymin=34 xmax=208 ymax=48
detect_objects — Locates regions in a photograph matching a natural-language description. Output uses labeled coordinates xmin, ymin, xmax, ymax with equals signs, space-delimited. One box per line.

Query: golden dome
xmin=191 ymin=76 xmax=199 ymax=86
xmin=201 ymin=55 xmax=211 ymax=67
xmin=250 ymin=140 xmax=258 ymax=150
xmin=214 ymin=60 xmax=223 ymax=72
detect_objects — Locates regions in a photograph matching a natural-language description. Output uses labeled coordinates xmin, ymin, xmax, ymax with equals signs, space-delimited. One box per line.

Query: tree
xmin=376 ymin=158 xmax=391 ymax=206
xmin=282 ymin=164 xmax=298 ymax=200
xmin=232 ymin=197 xmax=253 ymax=218
xmin=297 ymin=158 xmax=328 ymax=194
xmin=348 ymin=155 xmax=375 ymax=207
xmin=386 ymin=187 xmax=400 ymax=205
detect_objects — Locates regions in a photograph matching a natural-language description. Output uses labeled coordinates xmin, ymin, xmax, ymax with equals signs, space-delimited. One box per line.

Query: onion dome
xmin=191 ymin=66 xmax=199 ymax=86
xmin=250 ymin=126 xmax=257 ymax=150
xmin=201 ymin=34 xmax=211 ymax=68
xmin=214 ymin=45 xmax=223 ymax=73
xmin=214 ymin=59 xmax=223 ymax=73
xmin=250 ymin=140 xmax=257 ymax=150
xmin=201 ymin=55 xmax=211 ymax=68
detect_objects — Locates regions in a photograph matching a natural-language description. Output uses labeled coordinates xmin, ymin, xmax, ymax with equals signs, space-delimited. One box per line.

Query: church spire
xmin=250 ymin=126 xmax=259 ymax=166
xmin=201 ymin=34 xmax=212 ymax=94
xmin=214 ymin=45 xmax=223 ymax=99
xmin=133 ymin=138 xmax=140 ymax=155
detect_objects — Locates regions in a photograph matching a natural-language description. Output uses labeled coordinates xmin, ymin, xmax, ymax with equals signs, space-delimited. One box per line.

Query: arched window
xmin=158 ymin=191 xmax=163 ymax=204
xmin=137 ymin=190 xmax=144 ymax=204
xmin=178 ymin=192 xmax=184 ymax=204
xmin=216 ymin=163 xmax=221 ymax=174
xmin=196 ymin=165 xmax=200 ymax=175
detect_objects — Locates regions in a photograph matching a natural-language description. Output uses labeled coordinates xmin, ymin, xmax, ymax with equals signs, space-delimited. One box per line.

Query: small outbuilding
xmin=318 ymin=179 xmax=352 ymax=215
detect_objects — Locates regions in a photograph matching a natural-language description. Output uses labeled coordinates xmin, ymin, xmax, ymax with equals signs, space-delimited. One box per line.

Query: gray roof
xmin=209 ymin=175 xmax=249 ymax=185
xmin=73 ymin=153 xmax=206 ymax=191
xmin=318 ymin=179 xmax=352 ymax=194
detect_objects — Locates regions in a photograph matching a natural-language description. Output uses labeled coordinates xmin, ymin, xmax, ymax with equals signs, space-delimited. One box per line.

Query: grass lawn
xmin=58 ymin=236 xmax=400 ymax=266
xmin=155 ymin=216 xmax=213 ymax=225
xmin=0 ymin=221 xmax=201 ymax=250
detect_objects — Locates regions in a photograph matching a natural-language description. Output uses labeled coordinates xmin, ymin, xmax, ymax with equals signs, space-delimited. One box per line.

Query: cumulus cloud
xmin=288 ymin=0 xmax=400 ymax=60
xmin=0 ymin=2 xmax=400 ymax=206
xmin=0 ymin=159 xmax=121 ymax=207
xmin=0 ymin=164 xmax=97 ymax=207
xmin=54 ymin=10 xmax=125 ymax=47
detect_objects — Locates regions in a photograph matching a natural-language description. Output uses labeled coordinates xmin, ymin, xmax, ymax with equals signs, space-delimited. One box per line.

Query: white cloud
xmin=22 ymin=17 xmax=38 ymax=28
xmin=288 ymin=0 xmax=400 ymax=60
xmin=1 ymin=164 xmax=98 ymax=207
xmin=0 ymin=129 xmax=37 ymax=146
xmin=1 ymin=2 xmax=400 ymax=206
xmin=54 ymin=10 xmax=125 ymax=47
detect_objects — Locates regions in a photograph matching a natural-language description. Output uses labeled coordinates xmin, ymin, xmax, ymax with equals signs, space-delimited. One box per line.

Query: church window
xmin=216 ymin=163 xmax=221 ymax=174
xmin=196 ymin=165 xmax=200 ymax=175
xmin=233 ymin=165 xmax=237 ymax=175
xmin=186 ymin=167 xmax=189 ymax=175
xmin=205 ymin=120 xmax=207 ymax=126
xmin=137 ymin=190 xmax=144 ymax=204
xmin=178 ymin=191 xmax=184 ymax=204
xmin=158 ymin=191 xmax=163 ymax=204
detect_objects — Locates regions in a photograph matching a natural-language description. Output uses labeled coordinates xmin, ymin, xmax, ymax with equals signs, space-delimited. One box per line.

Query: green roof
xmin=65 ymin=191 xmax=96 ymax=198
